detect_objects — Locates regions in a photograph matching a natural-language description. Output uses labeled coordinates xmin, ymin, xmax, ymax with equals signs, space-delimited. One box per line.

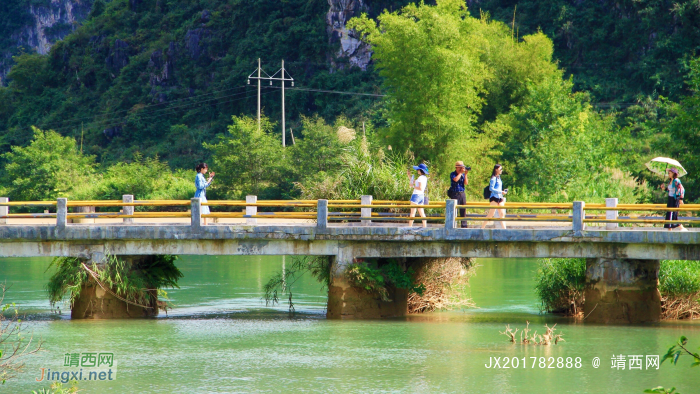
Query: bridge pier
xmin=326 ymin=255 xmax=409 ymax=319
xmin=71 ymin=255 xmax=161 ymax=319
xmin=584 ymin=258 xmax=661 ymax=324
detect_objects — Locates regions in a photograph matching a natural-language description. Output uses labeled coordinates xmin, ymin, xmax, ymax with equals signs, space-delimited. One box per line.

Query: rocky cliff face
xmin=327 ymin=0 xmax=372 ymax=70
xmin=0 ymin=0 xmax=93 ymax=84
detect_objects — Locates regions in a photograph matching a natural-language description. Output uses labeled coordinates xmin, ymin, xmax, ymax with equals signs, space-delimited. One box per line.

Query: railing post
xmin=123 ymin=194 xmax=134 ymax=224
xmin=191 ymin=198 xmax=201 ymax=230
xmin=361 ymin=195 xmax=372 ymax=225
xmin=0 ymin=197 xmax=8 ymax=224
xmin=57 ymin=198 xmax=67 ymax=230
xmin=246 ymin=195 xmax=257 ymax=225
xmin=317 ymin=199 xmax=328 ymax=229
xmin=445 ymin=199 xmax=457 ymax=230
xmin=605 ymin=198 xmax=618 ymax=230
xmin=573 ymin=201 xmax=585 ymax=233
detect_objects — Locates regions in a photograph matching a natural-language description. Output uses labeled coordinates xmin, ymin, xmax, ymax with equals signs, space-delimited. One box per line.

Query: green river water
xmin=1 ymin=256 xmax=699 ymax=393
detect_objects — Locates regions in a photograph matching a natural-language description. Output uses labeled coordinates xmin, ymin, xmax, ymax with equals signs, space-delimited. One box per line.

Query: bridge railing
xmin=0 ymin=195 xmax=697 ymax=230
xmin=582 ymin=198 xmax=700 ymax=229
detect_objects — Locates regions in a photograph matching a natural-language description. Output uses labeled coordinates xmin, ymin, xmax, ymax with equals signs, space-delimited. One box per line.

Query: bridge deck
xmin=0 ymin=222 xmax=698 ymax=261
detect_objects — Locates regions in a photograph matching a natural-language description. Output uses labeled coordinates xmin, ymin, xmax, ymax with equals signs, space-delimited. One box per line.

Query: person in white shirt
xmin=406 ymin=163 xmax=429 ymax=228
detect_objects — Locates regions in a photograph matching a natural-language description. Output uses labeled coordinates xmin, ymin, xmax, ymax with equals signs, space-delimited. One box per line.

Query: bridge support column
xmin=584 ymin=258 xmax=660 ymax=324
xmin=326 ymin=255 xmax=408 ymax=319
xmin=71 ymin=255 xmax=161 ymax=319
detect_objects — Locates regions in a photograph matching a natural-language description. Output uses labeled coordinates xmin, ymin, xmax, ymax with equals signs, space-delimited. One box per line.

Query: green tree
xmin=349 ymin=0 xmax=487 ymax=168
xmin=78 ymin=153 xmax=193 ymax=201
xmin=490 ymin=75 xmax=638 ymax=202
xmin=657 ymin=57 xmax=700 ymax=202
xmin=204 ymin=115 xmax=284 ymax=198
xmin=2 ymin=127 xmax=96 ymax=201
xmin=290 ymin=115 xmax=345 ymax=179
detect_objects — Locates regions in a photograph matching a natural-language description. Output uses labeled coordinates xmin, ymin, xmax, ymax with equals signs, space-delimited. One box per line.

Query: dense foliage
xmin=534 ymin=258 xmax=585 ymax=315
xmin=659 ymin=260 xmax=700 ymax=297
xmin=47 ymin=254 xmax=182 ymax=308
xmin=0 ymin=127 xmax=193 ymax=203
xmin=345 ymin=259 xmax=425 ymax=302
xmin=473 ymin=0 xmax=700 ymax=103
xmin=0 ymin=0 xmax=388 ymax=168
xmin=0 ymin=0 xmax=698 ymax=204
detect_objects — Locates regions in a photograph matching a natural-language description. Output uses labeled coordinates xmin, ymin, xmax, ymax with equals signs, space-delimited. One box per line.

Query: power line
xmin=36 ymin=85 xmax=251 ymax=130
xmin=47 ymin=88 xmax=280 ymax=134
xmin=266 ymin=85 xmax=386 ymax=97
xmin=45 ymin=87 xmax=273 ymax=133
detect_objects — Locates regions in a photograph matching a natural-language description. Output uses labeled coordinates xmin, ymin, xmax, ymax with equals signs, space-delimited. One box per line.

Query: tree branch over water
xmin=0 ymin=283 xmax=44 ymax=384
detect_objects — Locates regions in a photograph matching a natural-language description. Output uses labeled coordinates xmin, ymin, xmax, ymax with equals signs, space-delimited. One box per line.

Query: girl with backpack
xmin=481 ymin=164 xmax=508 ymax=229
xmin=660 ymin=168 xmax=688 ymax=231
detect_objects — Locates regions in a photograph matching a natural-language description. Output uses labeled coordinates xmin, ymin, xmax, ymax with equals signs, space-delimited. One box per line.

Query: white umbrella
xmin=645 ymin=157 xmax=688 ymax=177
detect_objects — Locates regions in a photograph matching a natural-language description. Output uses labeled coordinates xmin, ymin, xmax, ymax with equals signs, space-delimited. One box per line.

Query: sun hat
xmin=455 ymin=161 xmax=466 ymax=168
xmin=669 ymin=168 xmax=679 ymax=175
xmin=412 ymin=163 xmax=429 ymax=175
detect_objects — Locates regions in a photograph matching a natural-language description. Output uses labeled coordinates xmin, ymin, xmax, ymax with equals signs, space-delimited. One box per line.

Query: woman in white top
xmin=406 ymin=163 xmax=429 ymax=228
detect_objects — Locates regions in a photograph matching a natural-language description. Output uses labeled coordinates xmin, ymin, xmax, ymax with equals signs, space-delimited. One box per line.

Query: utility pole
xmin=271 ymin=60 xmax=294 ymax=147
xmin=248 ymin=58 xmax=270 ymax=131
xmin=257 ymin=58 xmax=261 ymax=130
xmin=281 ymin=60 xmax=286 ymax=147
xmin=248 ymin=60 xmax=294 ymax=146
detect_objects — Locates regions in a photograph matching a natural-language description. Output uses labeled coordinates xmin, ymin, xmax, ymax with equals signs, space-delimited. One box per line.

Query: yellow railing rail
xmin=0 ymin=198 xmax=696 ymax=228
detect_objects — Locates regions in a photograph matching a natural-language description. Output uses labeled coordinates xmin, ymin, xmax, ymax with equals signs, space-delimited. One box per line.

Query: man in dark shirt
xmin=448 ymin=161 xmax=469 ymax=228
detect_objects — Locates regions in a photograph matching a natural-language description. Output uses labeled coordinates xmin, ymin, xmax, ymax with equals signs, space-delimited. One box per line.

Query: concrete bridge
xmin=1 ymin=197 xmax=699 ymax=323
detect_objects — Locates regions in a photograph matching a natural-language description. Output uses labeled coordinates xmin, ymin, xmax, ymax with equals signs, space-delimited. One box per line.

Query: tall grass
xmin=660 ymin=260 xmax=700 ymax=296
xmin=534 ymin=258 xmax=586 ymax=315
xmin=296 ymin=135 xmax=447 ymax=203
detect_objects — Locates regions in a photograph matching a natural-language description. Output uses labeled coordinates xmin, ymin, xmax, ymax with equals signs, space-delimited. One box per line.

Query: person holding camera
xmin=481 ymin=164 xmax=508 ymax=229
xmin=195 ymin=163 xmax=215 ymax=225
xmin=448 ymin=161 xmax=470 ymax=228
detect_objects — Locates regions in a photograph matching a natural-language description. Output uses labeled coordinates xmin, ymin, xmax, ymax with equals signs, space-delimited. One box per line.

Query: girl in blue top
xmin=195 ymin=163 xmax=215 ymax=225
xmin=481 ymin=164 xmax=508 ymax=229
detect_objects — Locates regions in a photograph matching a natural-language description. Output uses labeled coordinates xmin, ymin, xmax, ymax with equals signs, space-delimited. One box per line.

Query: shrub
xmin=659 ymin=260 xmax=700 ymax=320
xmin=47 ymin=254 xmax=182 ymax=310
xmin=534 ymin=258 xmax=586 ymax=315
xmin=660 ymin=260 xmax=700 ymax=296
xmin=345 ymin=259 xmax=424 ymax=302
xmin=408 ymin=257 xmax=476 ymax=313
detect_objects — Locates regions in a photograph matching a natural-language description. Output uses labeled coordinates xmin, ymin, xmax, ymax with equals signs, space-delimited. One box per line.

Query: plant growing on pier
xmin=534 ymin=258 xmax=585 ymax=315
xmin=407 ymin=257 xmax=475 ymax=313
xmin=0 ymin=284 xmax=44 ymax=384
xmin=46 ymin=254 xmax=182 ymax=311
xmin=262 ymin=256 xmax=332 ymax=314
xmin=345 ymin=259 xmax=425 ymax=302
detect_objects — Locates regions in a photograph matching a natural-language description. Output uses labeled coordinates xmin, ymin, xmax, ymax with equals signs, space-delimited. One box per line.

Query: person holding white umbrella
xmin=660 ymin=167 xmax=687 ymax=231
xmin=646 ymin=157 xmax=689 ymax=231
